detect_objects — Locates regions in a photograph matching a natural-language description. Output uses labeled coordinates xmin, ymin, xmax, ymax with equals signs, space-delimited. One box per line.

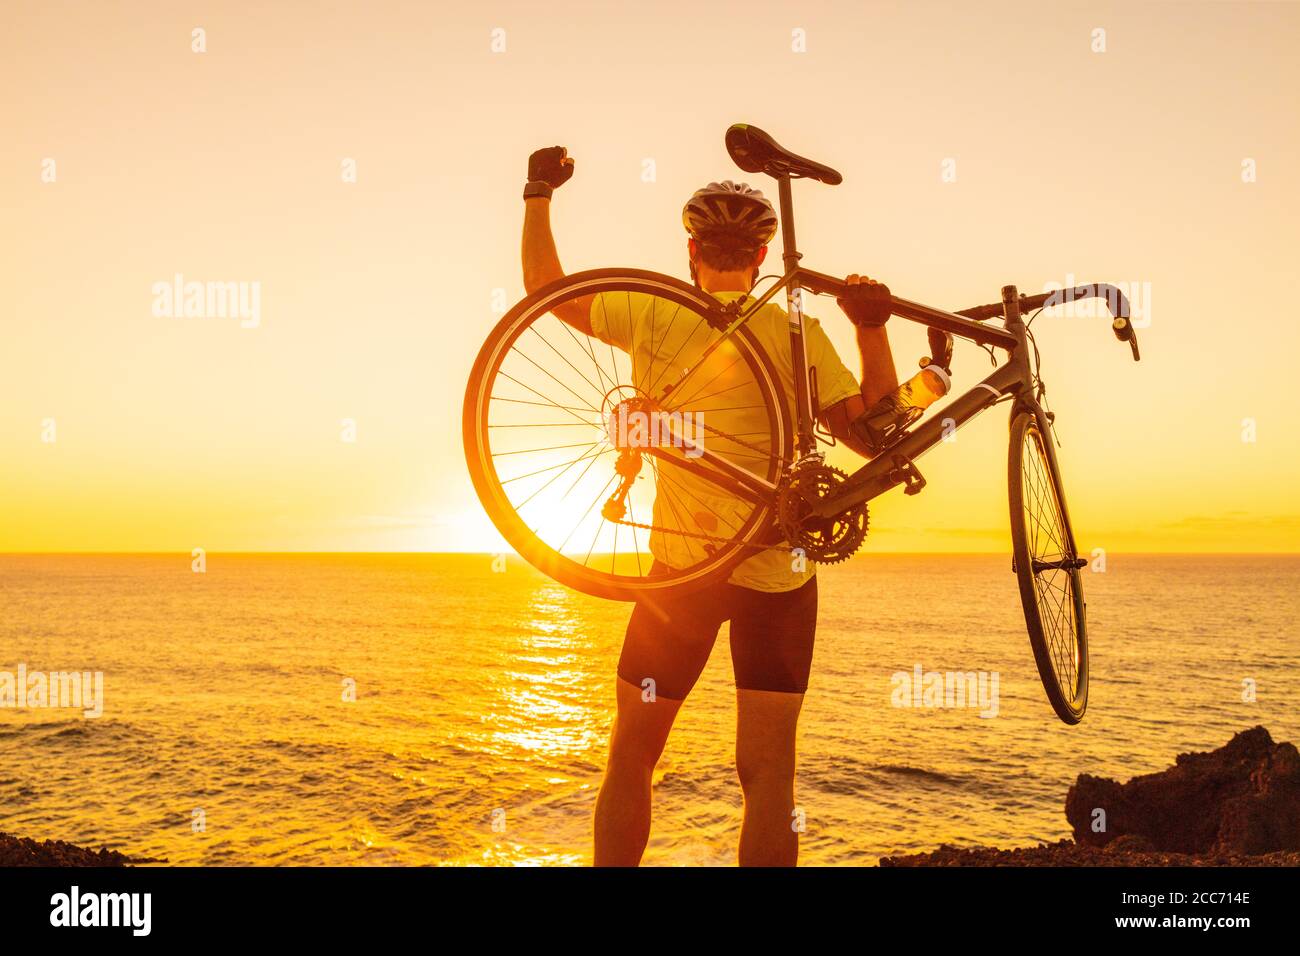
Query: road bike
xmin=464 ymin=124 xmax=1142 ymax=724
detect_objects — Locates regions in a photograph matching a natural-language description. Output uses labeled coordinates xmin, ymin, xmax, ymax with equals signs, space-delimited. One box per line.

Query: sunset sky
xmin=2 ymin=0 xmax=1297 ymax=553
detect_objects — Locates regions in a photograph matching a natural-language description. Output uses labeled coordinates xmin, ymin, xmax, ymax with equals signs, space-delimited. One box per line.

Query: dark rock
xmin=1065 ymin=726 xmax=1300 ymax=854
xmin=880 ymin=839 xmax=1299 ymax=867
xmin=884 ymin=727 xmax=1300 ymax=866
xmin=1104 ymin=833 xmax=1154 ymax=854
xmin=0 ymin=832 xmax=148 ymax=867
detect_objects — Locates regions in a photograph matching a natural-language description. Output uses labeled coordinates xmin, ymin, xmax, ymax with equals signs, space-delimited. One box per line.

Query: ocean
xmin=1 ymin=553 xmax=1296 ymax=866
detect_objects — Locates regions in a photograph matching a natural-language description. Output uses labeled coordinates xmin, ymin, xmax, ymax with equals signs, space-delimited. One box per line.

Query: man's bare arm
xmin=852 ymin=322 xmax=900 ymax=408
xmin=520 ymin=148 xmax=594 ymax=335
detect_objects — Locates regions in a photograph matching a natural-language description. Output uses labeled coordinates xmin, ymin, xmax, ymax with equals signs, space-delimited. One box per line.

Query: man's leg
xmin=593 ymin=677 xmax=683 ymax=866
xmin=735 ymin=688 xmax=804 ymax=866
xmin=729 ymin=574 xmax=818 ymax=867
xmin=593 ymin=579 xmax=727 ymax=866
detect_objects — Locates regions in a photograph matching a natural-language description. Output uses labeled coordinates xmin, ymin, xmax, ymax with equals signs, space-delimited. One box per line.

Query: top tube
xmin=796 ymin=267 xmax=1019 ymax=351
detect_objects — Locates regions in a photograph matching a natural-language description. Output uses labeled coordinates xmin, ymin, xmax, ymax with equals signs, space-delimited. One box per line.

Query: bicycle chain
xmin=613 ymin=513 xmax=793 ymax=552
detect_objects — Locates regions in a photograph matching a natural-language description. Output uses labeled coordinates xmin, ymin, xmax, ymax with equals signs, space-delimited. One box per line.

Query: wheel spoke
xmin=500 ymin=443 xmax=610 ymax=487
xmin=512 ymin=443 xmax=610 ymax=509
xmin=506 ymin=344 xmax=602 ymax=414
xmin=497 ymin=370 xmax=600 ymax=423
xmin=528 ymin=325 xmax=609 ymax=403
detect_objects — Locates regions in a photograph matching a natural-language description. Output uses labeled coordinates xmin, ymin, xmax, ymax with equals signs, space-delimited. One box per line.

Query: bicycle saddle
xmin=725 ymin=124 xmax=843 ymax=185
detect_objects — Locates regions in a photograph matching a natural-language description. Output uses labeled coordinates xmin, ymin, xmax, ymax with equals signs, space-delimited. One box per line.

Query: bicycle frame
xmin=647 ymin=172 xmax=1137 ymax=525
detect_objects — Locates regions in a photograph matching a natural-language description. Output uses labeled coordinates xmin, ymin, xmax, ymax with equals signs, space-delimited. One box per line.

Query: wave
xmin=0 ymin=717 xmax=153 ymax=746
xmin=871 ymin=763 xmax=962 ymax=785
xmin=800 ymin=758 xmax=966 ymax=795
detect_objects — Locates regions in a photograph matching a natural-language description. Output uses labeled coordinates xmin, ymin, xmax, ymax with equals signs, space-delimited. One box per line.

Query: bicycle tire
xmin=463 ymin=268 xmax=792 ymax=602
xmin=1007 ymin=408 xmax=1089 ymax=724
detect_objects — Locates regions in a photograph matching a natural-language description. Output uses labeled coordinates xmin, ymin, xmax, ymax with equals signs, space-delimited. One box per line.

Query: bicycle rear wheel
xmin=463 ymin=269 xmax=792 ymax=601
xmin=1008 ymin=409 xmax=1089 ymax=724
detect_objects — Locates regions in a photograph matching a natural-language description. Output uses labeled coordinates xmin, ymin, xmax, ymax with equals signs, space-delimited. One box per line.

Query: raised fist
xmin=527 ymin=146 xmax=574 ymax=189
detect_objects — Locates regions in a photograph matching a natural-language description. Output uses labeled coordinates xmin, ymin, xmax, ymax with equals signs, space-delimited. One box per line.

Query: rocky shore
xmin=0 ymin=833 xmax=143 ymax=867
xmin=882 ymin=726 xmax=1300 ymax=866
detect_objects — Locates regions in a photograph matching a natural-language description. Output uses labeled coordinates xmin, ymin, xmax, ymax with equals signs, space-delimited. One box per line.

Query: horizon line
xmin=2 ymin=550 xmax=1298 ymax=557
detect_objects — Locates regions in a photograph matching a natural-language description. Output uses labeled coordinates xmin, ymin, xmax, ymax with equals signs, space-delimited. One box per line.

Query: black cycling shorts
xmin=617 ymin=565 xmax=818 ymax=700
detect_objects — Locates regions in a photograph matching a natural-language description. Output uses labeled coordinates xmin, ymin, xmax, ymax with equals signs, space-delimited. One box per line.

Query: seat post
xmin=775 ymin=174 xmax=800 ymax=271
xmin=775 ymin=173 xmax=817 ymax=458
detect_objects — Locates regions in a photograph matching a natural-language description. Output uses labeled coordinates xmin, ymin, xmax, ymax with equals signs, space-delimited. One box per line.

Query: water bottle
xmin=851 ymin=361 xmax=951 ymax=456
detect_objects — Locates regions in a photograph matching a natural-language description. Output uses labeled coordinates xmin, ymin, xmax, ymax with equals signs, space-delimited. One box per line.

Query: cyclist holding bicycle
xmin=519 ymin=146 xmax=900 ymax=866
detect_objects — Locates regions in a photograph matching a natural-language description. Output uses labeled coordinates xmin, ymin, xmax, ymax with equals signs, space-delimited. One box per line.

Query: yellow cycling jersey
xmin=589 ymin=288 xmax=859 ymax=592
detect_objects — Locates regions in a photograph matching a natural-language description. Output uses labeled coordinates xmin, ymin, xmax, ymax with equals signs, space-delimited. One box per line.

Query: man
xmin=519 ymin=146 xmax=899 ymax=866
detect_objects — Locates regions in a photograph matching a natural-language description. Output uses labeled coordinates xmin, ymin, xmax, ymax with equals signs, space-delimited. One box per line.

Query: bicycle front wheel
xmin=463 ymin=269 xmax=792 ymax=601
xmin=1008 ymin=409 xmax=1089 ymax=724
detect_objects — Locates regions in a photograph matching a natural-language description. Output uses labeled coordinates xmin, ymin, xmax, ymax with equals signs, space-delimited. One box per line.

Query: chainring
xmin=776 ymin=462 xmax=868 ymax=564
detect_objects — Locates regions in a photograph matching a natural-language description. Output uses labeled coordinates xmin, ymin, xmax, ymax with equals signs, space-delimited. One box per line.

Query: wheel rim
xmin=1019 ymin=422 xmax=1084 ymax=705
xmin=467 ymin=274 xmax=788 ymax=594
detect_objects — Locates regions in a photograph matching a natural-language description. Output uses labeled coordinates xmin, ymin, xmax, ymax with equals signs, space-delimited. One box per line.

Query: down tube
xmin=814 ymin=363 xmax=1024 ymax=517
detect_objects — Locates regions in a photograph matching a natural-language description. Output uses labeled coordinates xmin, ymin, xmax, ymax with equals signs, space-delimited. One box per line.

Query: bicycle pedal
xmin=888 ymin=455 xmax=927 ymax=496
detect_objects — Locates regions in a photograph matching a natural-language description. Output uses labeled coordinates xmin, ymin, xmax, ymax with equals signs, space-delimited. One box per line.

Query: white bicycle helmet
xmin=682 ymin=181 xmax=778 ymax=247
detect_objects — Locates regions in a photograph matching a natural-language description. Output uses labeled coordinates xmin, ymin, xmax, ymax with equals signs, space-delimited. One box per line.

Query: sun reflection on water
xmin=482 ymin=586 xmax=606 ymax=764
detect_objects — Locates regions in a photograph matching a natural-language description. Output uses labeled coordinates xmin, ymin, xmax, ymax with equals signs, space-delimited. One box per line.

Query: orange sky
xmin=2 ymin=0 xmax=1297 ymax=553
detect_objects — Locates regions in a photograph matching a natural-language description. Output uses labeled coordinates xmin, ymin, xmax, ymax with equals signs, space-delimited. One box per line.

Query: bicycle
xmin=464 ymin=123 xmax=1141 ymax=724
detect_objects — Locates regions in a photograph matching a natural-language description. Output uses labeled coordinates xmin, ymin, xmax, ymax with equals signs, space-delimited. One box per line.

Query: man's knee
xmin=735 ymin=745 xmax=795 ymax=792
xmin=734 ymin=688 xmax=802 ymax=792
xmin=608 ymin=678 xmax=680 ymax=771
xmin=609 ymin=732 xmax=663 ymax=775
